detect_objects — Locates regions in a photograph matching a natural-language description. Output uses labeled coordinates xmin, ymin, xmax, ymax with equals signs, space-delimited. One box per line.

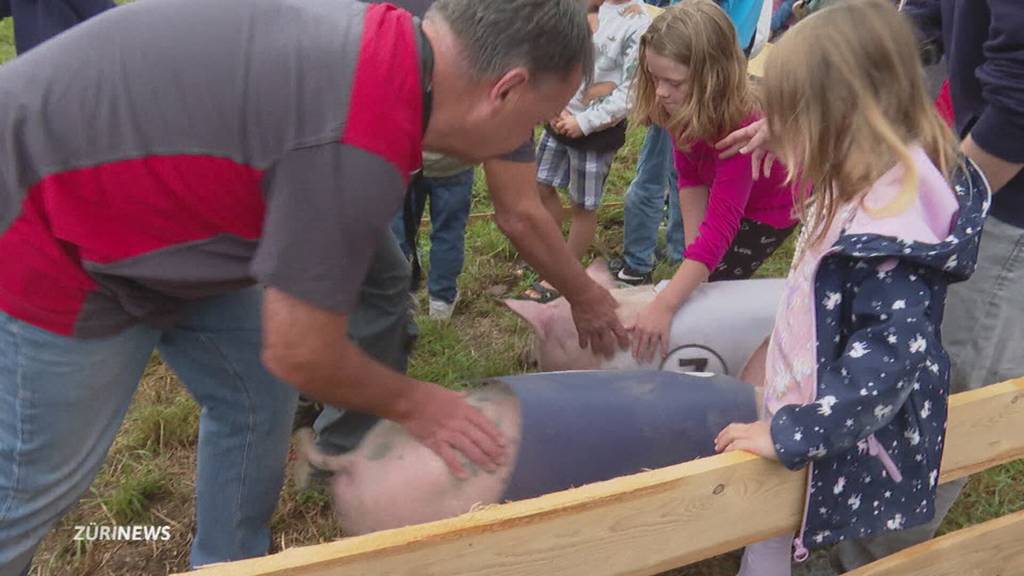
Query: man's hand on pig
xmin=397 ymin=383 xmax=507 ymax=479
xmin=629 ymin=299 xmax=674 ymax=364
xmin=569 ymin=282 xmax=630 ymax=358
xmin=714 ymin=420 xmax=778 ymax=461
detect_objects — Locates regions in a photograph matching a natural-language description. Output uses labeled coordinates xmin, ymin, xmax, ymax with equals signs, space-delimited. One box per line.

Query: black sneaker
xmin=616 ymin=265 xmax=652 ymax=286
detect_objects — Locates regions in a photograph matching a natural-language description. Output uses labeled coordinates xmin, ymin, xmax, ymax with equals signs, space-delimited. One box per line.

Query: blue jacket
xmin=770 ymin=158 xmax=990 ymax=557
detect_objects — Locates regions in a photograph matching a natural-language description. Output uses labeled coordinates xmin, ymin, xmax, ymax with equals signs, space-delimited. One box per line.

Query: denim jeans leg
xmin=0 ymin=312 xmax=158 ymax=576
xmin=156 ymin=287 xmax=298 ymax=568
xmin=664 ymin=146 xmax=683 ymax=263
xmin=425 ymin=170 xmax=474 ymax=304
xmin=390 ymin=178 xmax=430 ymax=260
xmin=624 ymin=125 xmax=679 ymax=272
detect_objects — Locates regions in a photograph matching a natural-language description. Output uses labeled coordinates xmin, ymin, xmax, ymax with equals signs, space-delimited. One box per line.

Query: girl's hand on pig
xmin=714 ymin=420 xmax=779 ymax=461
xmin=398 ymin=383 xmax=507 ymax=479
xmin=629 ymin=300 xmax=674 ymax=363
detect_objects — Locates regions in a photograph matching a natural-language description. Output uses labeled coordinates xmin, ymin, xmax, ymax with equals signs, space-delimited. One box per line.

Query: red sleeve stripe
xmin=341 ymin=3 xmax=423 ymax=181
xmin=38 ymin=155 xmax=265 ymax=264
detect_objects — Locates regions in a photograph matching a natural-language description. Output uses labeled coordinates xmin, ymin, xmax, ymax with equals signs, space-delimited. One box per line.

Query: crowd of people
xmin=0 ymin=0 xmax=1020 ymax=575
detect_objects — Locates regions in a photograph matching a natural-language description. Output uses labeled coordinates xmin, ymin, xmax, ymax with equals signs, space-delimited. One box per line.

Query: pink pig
xmin=293 ymin=262 xmax=781 ymax=537
xmin=295 ymin=381 xmax=522 ymax=536
xmin=504 ymin=260 xmax=784 ymax=377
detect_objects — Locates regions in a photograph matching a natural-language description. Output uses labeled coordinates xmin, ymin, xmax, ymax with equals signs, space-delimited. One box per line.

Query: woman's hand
xmin=628 ymin=299 xmax=675 ymax=364
xmin=714 ymin=419 xmax=778 ymax=461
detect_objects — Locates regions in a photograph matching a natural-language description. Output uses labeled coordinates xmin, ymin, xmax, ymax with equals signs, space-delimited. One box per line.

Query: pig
xmin=296 ymin=370 xmax=758 ymax=536
xmin=504 ymin=260 xmax=784 ymax=376
xmin=296 ymin=379 xmax=522 ymax=536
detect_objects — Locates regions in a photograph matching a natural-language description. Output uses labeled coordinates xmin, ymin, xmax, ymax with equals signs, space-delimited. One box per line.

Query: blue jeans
xmin=0 ymin=288 xmax=298 ymax=575
xmin=390 ymin=169 xmax=474 ymax=304
xmin=623 ymin=125 xmax=684 ymax=274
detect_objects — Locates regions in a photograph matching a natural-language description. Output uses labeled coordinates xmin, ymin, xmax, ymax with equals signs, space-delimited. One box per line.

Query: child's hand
xmin=555 ymin=115 xmax=584 ymax=138
xmin=628 ymin=300 xmax=674 ymax=364
xmin=714 ymin=420 xmax=779 ymax=461
xmin=549 ymin=111 xmax=572 ymax=135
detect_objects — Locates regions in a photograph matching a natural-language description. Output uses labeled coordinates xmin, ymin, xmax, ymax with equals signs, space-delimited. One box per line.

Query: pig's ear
xmin=585 ymin=258 xmax=617 ymax=290
xmin=503 ymin=298 xmax=554 ymax=338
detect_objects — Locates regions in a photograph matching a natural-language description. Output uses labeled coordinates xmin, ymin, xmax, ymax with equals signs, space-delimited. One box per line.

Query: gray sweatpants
xmin=833 ymin=215 xmax=1024 ymax=571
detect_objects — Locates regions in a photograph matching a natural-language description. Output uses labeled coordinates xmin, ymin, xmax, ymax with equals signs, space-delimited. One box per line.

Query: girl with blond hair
xmin=628 ymin=0 xmax=798 ymax=363
xmin=712 ymin=1 xmax=990 ymax=573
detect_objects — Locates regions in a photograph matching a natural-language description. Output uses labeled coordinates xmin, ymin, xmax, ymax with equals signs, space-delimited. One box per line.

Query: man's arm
xmin=960 ymin=0 xmax=1024 ymax=194
xmin=483 ymin=154 xmax=629 ymax=357
xmin=251 ymin=143 xmax=504 ymax=478
xmin=962 ymin=135 xmax=1022 ymax=194
xmin=262 ymin=287 xmax=505 ymax=478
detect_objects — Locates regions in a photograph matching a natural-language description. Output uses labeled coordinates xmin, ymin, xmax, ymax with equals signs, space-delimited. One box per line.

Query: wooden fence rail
xmin=183 ymin=378 xmax=1024 ymax=576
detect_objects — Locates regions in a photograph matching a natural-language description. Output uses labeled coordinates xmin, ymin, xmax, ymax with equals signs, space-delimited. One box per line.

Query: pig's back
xmin=500 ymin=370 xmax=756 ymax=502
xmin=662 ymin=278 xmax=785 ymax=376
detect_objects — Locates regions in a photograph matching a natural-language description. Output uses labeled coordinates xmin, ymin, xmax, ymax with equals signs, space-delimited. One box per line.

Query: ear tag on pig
xmin=661 ymin=344 xmax=729 ymax=375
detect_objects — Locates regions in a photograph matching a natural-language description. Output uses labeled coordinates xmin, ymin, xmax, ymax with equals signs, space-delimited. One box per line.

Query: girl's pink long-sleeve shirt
xmin=674 ymin=115 xmax=799 ymax=272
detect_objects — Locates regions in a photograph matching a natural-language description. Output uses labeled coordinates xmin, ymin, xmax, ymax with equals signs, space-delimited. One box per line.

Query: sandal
xmin=519 ymin=282 xmax=561 ymax=303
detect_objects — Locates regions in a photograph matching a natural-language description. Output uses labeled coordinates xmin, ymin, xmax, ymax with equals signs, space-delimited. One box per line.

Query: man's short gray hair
xmin=426 ymin=0 xmax=593 ymax=84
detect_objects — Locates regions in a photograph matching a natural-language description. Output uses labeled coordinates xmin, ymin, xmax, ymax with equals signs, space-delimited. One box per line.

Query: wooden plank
xmin=847 ymin=508 xmax=1024 ymax=576
xmin=184 ymin=378 xmax=1024 ymax=576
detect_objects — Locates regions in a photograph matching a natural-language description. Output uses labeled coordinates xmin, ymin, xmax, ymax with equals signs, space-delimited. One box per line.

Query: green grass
xmin=1 ymin=18 xmax=14 ymax=63
xmin=99 ymin=463 xmax=168 ymax=525
xmin=120 ymin=393 xmax=199 ymax=454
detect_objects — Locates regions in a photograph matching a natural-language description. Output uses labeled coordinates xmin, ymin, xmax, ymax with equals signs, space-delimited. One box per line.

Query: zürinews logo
xmin=73 ymin=524 xmax=172 ymax=542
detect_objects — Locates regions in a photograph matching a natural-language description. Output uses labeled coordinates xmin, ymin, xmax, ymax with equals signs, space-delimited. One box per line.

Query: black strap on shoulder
xmin=402 ymin=17 xmax=434 ymax=293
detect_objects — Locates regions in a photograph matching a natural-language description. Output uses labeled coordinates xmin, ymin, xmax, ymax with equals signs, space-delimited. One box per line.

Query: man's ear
xmin=489 ymin=67 xmax=530 ymax=104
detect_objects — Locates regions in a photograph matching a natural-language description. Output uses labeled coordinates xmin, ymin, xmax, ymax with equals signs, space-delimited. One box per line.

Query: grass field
xmin=2 ymin=14 xmax=1022 ymax=576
